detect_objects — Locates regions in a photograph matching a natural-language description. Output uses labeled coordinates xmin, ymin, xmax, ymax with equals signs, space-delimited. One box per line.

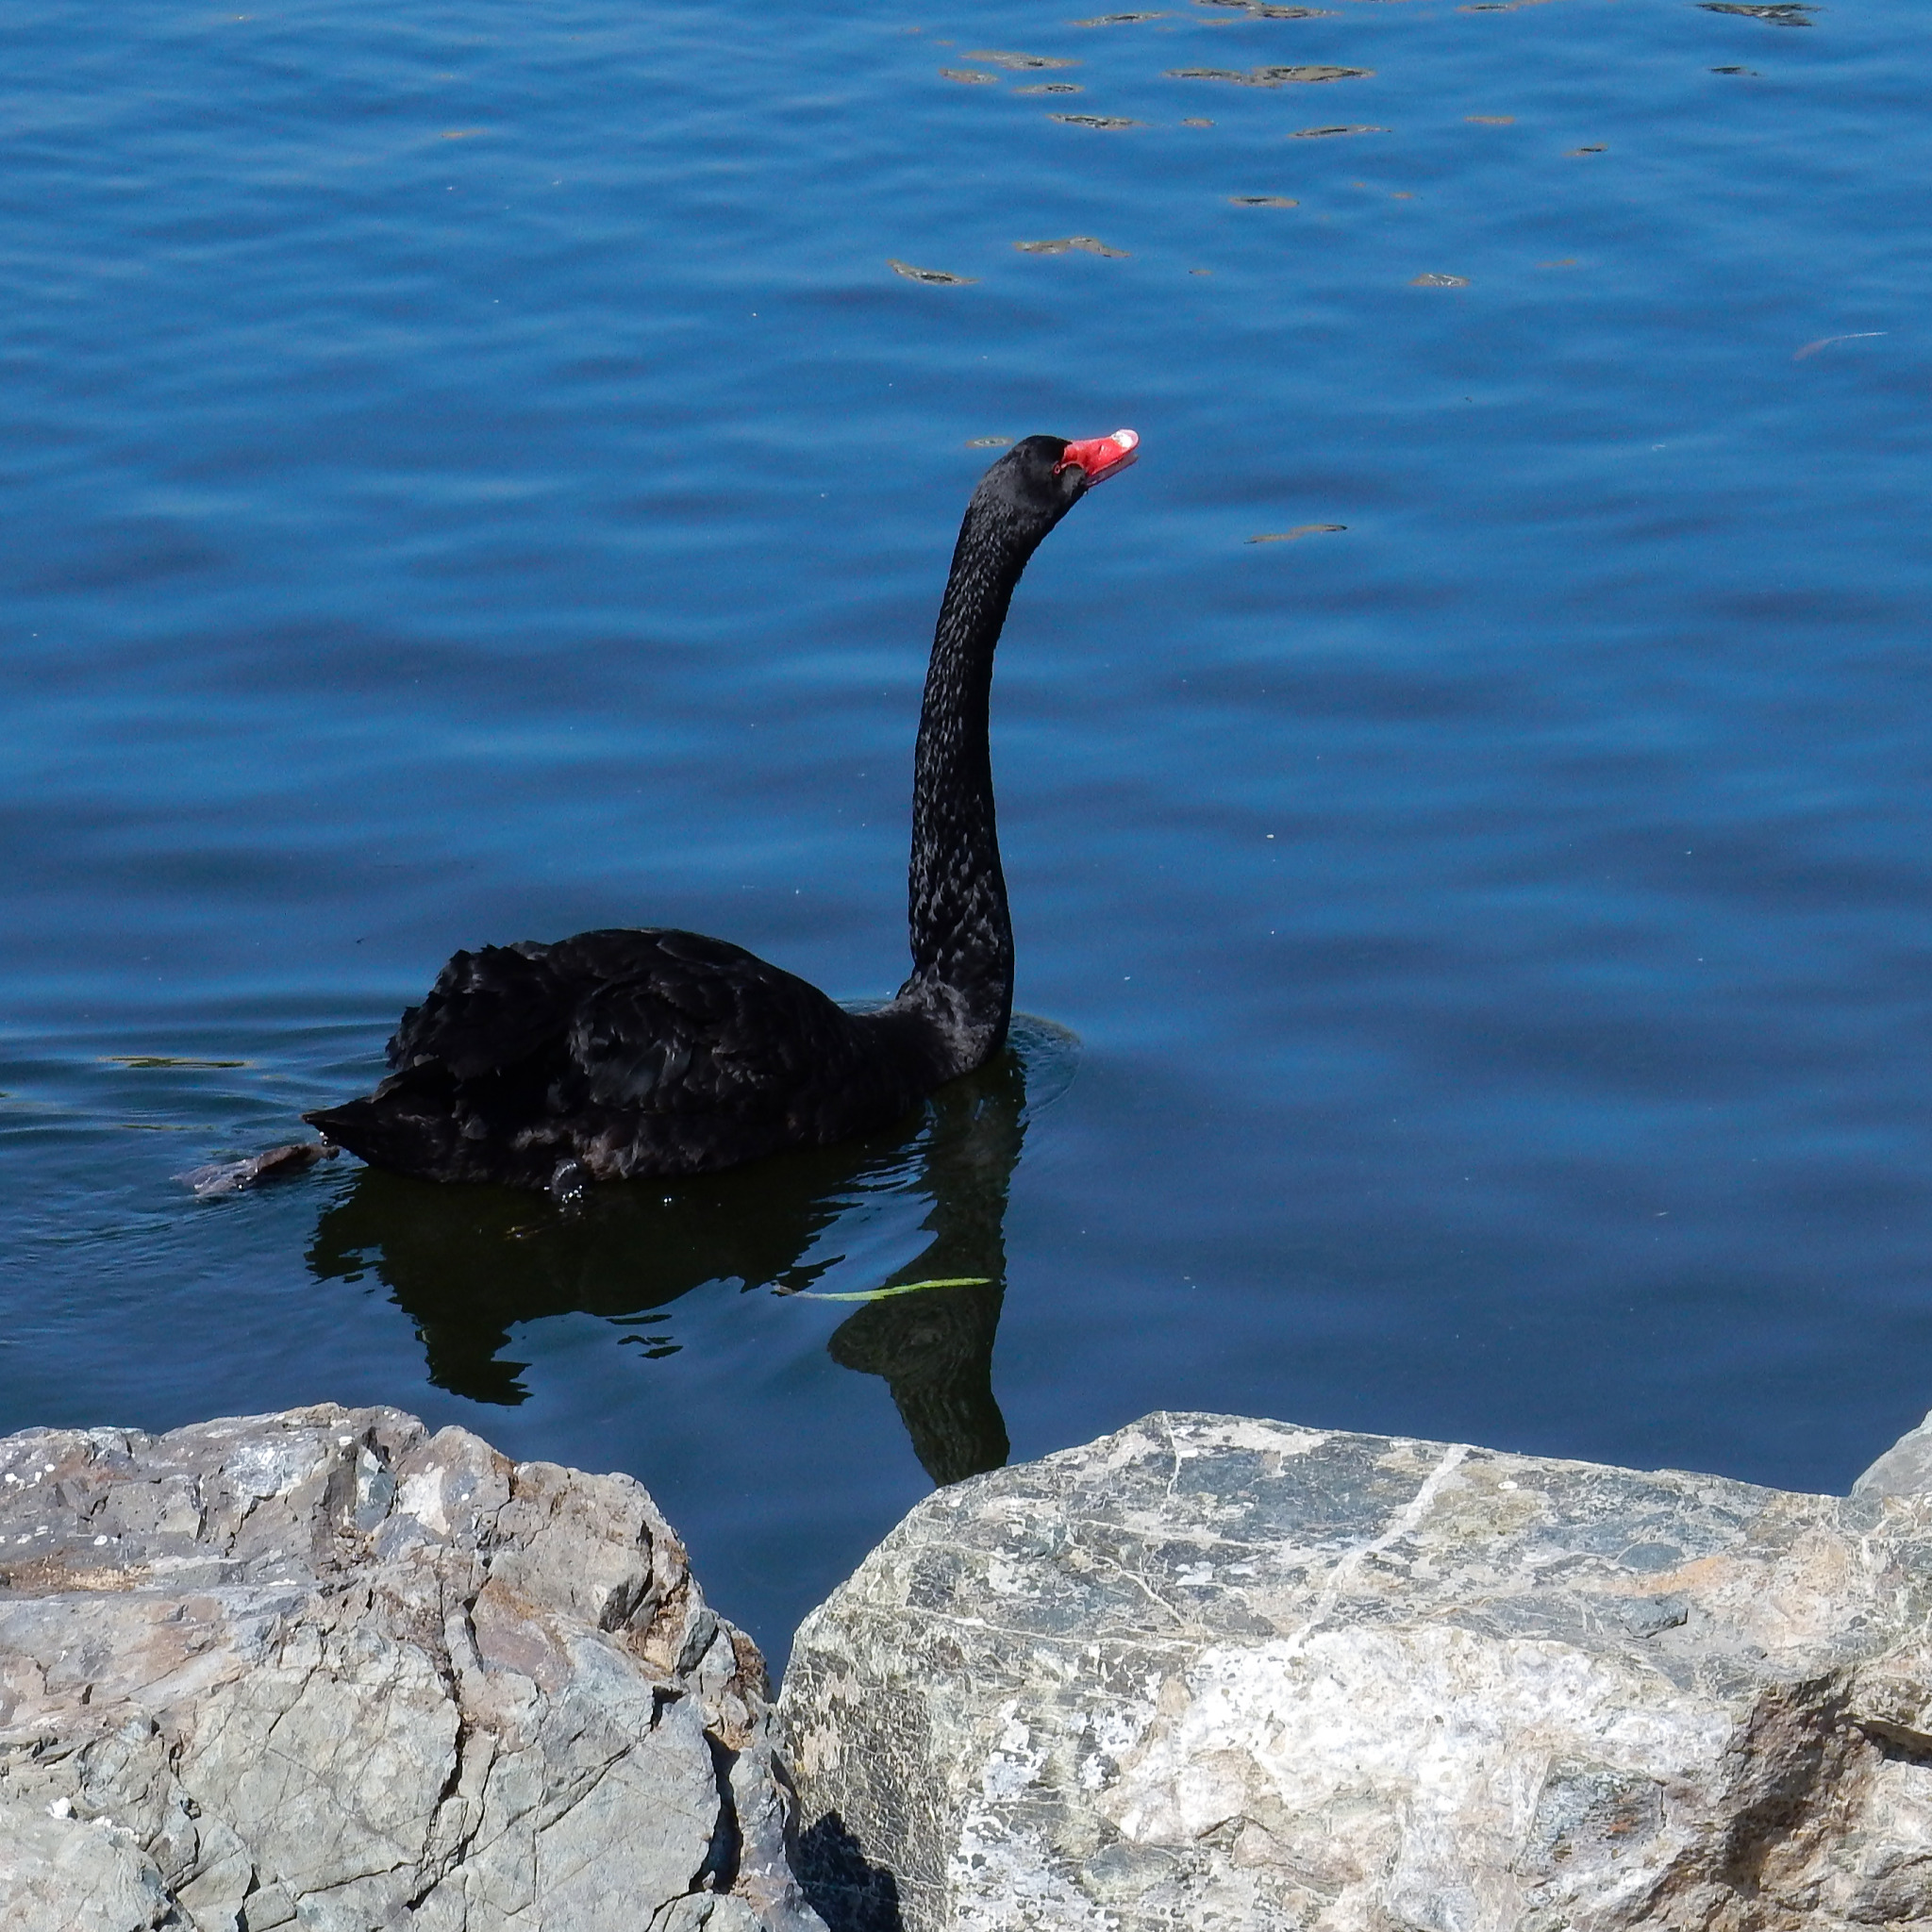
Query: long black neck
xmin=893 ymin=494 xmax=1045 ymax=1078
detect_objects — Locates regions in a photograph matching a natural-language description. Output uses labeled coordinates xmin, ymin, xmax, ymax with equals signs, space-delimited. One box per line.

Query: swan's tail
xmin=304 ymin=1079 xmax=458 ymax=1179
xmin=301 ymin=1096 xmax=387 ymax=1162
xmin=304 ymin=1067 xmax=558 ymax=1187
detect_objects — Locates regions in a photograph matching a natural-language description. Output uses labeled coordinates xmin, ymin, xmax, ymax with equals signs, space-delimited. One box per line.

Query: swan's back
xmin=306 ymin=928 xmax=931 ymax=1185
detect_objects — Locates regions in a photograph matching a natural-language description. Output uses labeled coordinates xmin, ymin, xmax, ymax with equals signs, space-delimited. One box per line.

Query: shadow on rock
xmin=794 ymin=1813 xmax=906 ymax=1932
xmin=307 ymin=1017 xmax=1073 ymax=1483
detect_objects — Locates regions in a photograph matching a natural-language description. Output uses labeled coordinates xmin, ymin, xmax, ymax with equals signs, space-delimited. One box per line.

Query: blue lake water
xmin=4 ymin=0 xmax=1928 ymax=1661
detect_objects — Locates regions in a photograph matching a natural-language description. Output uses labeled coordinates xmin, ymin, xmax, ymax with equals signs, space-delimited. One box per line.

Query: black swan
xmin=304 ymin=429 xmax=1140 ymax=1190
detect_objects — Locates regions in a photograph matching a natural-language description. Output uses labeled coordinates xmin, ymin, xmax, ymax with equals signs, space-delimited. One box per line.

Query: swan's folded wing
xmin=562 ymin=932 xmax=869 ymax=1119
xmin=386 ymin=942 xmax=571 ymax=1077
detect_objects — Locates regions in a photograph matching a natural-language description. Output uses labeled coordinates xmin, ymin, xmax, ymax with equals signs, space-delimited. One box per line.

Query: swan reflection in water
xmin=307 ymin=1017 xmax=1074 ymax=1487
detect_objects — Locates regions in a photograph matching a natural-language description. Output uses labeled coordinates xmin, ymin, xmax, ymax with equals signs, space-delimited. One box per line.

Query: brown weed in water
xmin=1169 ymin=63 xmax=1371 ymax=83
xmin=179 ymin=1142 xmax=336 ymax=1196
xmin=105 ymin=1056 xmax=252 ymax=1069
xmin=1051 ymin=112 xmax=1142 ymax=126
xmin=1071 ymin=9 xmax=1167 ymax=20
xmin=1291 ymin=124 xmax=1384 ymax=137
xmin=1015 ymin=235 xmax=1131 ymax=256
xmin=1466 ymin=113 xmax=1514 ymax=123
xmin=1249 ymin=525 xmax=1346 ymax=542
xmin=941 ymin=68 xmax=1001 ymax=83
xmin=968 ymin=48 xmax=1080 ymax=67
xmin=1411 ymin=272 xmax=1469 ymax=286
xmin=1698 ymin=1 xmax=1814 ymax=21
xmin=1013 ymin=82 xmax=1084 ymax=92
xmin=888 ymin=259 xmax=977 ymax=285
xmin=966 ymin=436 xmax=1012 ymax=447
xmin=1196 ymin=0 xmax=1337 ymax=15
xmin=1230 ymin=194 xmax=1299 ymax=205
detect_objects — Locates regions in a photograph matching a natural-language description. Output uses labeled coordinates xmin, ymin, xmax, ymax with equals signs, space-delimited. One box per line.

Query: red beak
xmin=1056 ymin=428 xmax=1141 ymax=485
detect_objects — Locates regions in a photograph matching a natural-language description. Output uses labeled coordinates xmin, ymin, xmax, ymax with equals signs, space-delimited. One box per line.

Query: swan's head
xmin=982 ymin=430 xmax=1141 ymax=531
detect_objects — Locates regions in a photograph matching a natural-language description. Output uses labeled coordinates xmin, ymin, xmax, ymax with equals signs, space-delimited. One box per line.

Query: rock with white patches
xmin=778 ymin=1410 xmax=1932 ymax=1932
xmin=0 ymin=1406 xmax=824 ymax=1932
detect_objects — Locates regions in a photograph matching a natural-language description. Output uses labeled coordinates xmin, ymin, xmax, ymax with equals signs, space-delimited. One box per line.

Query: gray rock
xmin=778 ymin=1410 xmax=1932 ymax=1932
xmin=1854 ymin=1409 xmax=1932 ymax=1499
xmin=0 ymin=1405 xmax=824 ymax=1932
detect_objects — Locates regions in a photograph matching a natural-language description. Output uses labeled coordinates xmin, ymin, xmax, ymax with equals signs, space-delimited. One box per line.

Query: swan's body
xmin=305 ymin=429 xmax=1139 ymax=1189
xmin=310 ymin=926 xmax=945 ymax=1187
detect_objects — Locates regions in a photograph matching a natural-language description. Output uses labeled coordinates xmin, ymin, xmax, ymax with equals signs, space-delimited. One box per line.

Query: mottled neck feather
xmin=895 ymin=492 xmax=1044 ymax=1076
